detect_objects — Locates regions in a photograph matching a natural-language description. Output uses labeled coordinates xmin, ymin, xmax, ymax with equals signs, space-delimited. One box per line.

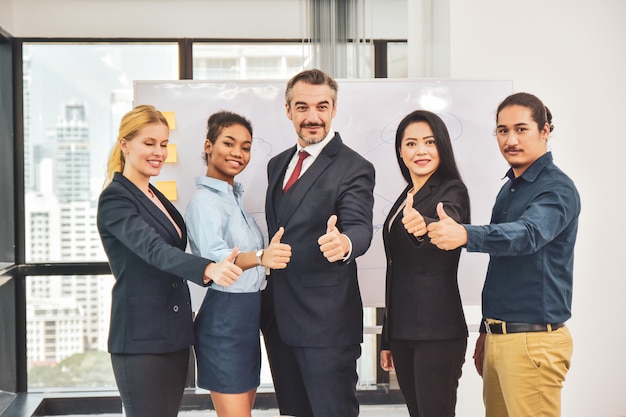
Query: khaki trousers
xmin=483 ymin=326 xmax=572 ymax=417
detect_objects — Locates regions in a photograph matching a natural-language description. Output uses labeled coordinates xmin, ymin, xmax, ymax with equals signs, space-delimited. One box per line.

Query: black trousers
xmin=390 ymin=338 xmax=467 ymax=417
xmin=263 ymin=322 xmax=361 ymax=417
xmin=111 ymin=348 xmax=189 ymax=417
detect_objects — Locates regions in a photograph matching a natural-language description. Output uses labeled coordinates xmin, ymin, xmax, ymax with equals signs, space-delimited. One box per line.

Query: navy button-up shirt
xmin=465 ymin=152 xmax=581 ymax=327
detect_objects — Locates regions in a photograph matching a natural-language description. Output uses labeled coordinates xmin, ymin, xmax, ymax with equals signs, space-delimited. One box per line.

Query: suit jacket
xmin=263 ymin=133 xmax=375 ymax=347
xmin=381 ymin=172 xmax=470 ymax=348
xmin=97 ymin=172 xmax=210 ymax=354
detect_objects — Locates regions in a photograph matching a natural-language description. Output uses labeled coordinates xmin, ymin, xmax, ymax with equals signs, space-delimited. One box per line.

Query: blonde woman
xmin=97 ymin=104 xmax=242 ymax=417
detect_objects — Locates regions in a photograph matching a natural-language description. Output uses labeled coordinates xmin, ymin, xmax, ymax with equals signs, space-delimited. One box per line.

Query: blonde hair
xmin=104 ymin=104 xmax=169 ymax=187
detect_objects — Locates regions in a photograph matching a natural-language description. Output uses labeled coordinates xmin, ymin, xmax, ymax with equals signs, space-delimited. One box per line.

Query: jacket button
xmin=173 ymin=305 xmax=179 ymax=312
xmin=172 ymin=281 xmax=178 ymax=288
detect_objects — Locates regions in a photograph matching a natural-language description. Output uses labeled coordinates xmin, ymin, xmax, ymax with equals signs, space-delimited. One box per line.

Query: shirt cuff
xmin=342 ymin=234 xmax=353 ymax=262
xmin=464 ymin=225 xmax=486 ymax=252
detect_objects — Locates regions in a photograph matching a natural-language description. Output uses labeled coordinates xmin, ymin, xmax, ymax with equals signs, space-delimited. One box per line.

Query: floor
xmin=48 ymin=404 xmax=410 ymax=416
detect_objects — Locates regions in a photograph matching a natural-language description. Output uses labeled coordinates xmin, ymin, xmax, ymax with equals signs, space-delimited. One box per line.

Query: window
xmin=17 ymin=38 xmax=400 ymax=395
xmin=193 ymin=43 xmax=311 ymax=80
xmin=23 ymin=43 xmax=179 ymax=263
xmin=387 ymin=42 xmax=408 ymax=78
xmin=26 ymin=274 xmax=116 ymax=389
xmin=23 ymin=42 xmax=178 ymax=389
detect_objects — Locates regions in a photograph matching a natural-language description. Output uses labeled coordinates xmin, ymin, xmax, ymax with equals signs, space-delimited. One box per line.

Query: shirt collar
xmin=296 ymin=129 xmax=335 ymax=158
xmin=505 ymin=151 xmax=553 ymax=183
xmin=194 ymin=175 xmax=244 ymax=197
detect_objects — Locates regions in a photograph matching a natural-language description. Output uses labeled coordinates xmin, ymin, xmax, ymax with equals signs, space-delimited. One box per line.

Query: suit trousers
xmin=263 ymin=321 xmax=361 ymax=417
xmin=390 ymin=338 xmax=467 ymax=417
xmin=483 ymin=326 xmax=572 ymax=417
xmin=111 ymin=348 xmax=189 ymax=417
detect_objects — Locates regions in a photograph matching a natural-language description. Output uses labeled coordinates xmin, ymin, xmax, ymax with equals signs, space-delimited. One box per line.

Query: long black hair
xmin=394 ymin=110 xmax=463 ymax=184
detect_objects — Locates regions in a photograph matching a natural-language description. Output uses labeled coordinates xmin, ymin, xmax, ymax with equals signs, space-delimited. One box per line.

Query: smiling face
xmin=286 ymin=81 xmax=337 ymax=147
xmin=205 ymin=123 xmax=252 ymax=184
xmin=496 ymin=104 xmax=549 ymax=177
xmin=399 ymin=121 xmax=441 ymax=188
xmin=120 ymin=122 xmax=169 ymax=184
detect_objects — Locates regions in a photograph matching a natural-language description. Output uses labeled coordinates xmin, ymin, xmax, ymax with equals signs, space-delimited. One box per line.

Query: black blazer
xmin=381 ymin=172 xmax=470 ymax=348
xmin=97 ymin=172 xmax=211 ymax=354
xmin=262 ymin=133 xmax=375 ymax=347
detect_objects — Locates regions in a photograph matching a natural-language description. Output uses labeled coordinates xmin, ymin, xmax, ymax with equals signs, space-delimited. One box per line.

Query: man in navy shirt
xmin=427 ymin=92 xmax=580 ymax=417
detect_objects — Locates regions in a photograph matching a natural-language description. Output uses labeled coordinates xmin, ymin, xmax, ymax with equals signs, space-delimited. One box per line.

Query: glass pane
xmin=346 ymin=42 xmax=374 ymax=79
xmin=26 ymin=274 xmax=116 ymax=390
xmin=193 ymin=43 xmax=311 ymax=80
xmin=23 ymin=43 xmax=179 ymax=263
xmin=387 ymin=42 xmax=408 ymax=78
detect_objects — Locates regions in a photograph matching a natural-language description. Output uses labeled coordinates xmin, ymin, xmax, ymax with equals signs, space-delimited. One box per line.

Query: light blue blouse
xmin=186 ymin=176 xmax=266 ymax=293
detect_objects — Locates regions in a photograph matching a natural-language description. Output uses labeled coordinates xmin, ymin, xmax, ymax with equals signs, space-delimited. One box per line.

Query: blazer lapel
xmin=267 ymin=147 xmax=296 ymax=228
xmin=276 ymin=134 xmax=341 ymax=226
xmin=277 ymin=151 xmax=332 ymax=225
xmin=151 ymin=185 xmax=187 ymax=247
xmin=114 ymin=173 xmax=184 ymax=248
xmin=383 ymin=173 xmax=443 ymax=243
xmin=413 ymin=178 xmax=435 ymax=206
xmin=383 ymin=183 xmax=411 ymax=248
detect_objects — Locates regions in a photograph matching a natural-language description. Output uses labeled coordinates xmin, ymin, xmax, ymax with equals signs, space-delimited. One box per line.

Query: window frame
xmin=5 ymin=36 xmax=405 ymax=411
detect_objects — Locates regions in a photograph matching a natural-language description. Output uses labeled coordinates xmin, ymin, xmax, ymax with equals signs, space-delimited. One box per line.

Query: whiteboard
xmin=134 ymin=79 xmax=512 ymax=309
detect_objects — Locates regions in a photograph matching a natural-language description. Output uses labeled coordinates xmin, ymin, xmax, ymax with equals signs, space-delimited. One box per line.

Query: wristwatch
xmin=255 ymin=249 xmax=264 ymax=266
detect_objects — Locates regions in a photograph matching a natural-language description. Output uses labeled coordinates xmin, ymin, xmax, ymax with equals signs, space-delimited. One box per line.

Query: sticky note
xmin=162 ymin=112 xmax=176 ymax=130
xmin=165 ymin=144 xmax=177 ymax=163
xmin=155 ymin=180 xmax=178 ymax=201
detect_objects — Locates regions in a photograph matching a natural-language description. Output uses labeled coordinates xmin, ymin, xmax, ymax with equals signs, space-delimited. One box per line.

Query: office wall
xmin=450 ymin=1 xmax=626 ymax=416
xmin=2 ymin=0 xmax=625 ymax=415
xmin=0 ymin=0 xmax=407 ymax=39
xmin=1 ymin=0 xmax=305 ymax=38
xmin=0 ymin=1 xmax=12 ymax=34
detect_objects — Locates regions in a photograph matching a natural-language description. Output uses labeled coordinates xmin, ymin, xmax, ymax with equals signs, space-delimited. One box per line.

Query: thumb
xmin=403 ymin=191 xmax=414 ymax=214
xmin=436 ymin=202 xmax=450 ymax=220
xmin=270 ymin=227 xmax=285 ymax=244
xmin=326 ymin=214 xmax=338 ymax=233
xmin=226 ymin=247 xmax=239 ymax=263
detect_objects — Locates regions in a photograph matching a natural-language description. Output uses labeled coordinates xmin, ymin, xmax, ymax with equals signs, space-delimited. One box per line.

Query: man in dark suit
xmin=261 ymin=69 xmax=375 ymax=417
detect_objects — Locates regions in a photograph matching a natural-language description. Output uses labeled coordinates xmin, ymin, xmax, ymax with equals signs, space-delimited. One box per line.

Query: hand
xmin=427 ymin=202 xmax=468 ymax=250
xmin=262 ymin=227 xmax=292 ymax=269
xmin=380 ymin=350 xmax=394 ymax=371
xmin=473 ymin=332 xmax=486 ymax=377
xmin=203 ymin=248 xmax=242 ymax=287
xmin=318 ymin=215 xmax=350 ymax=263
xmin=401 ymin=191 xmax=426 ymax=237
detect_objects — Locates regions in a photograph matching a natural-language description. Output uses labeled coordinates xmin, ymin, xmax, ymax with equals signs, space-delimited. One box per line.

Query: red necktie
xmin=283 ymin=150 xmax=309 ymax=192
